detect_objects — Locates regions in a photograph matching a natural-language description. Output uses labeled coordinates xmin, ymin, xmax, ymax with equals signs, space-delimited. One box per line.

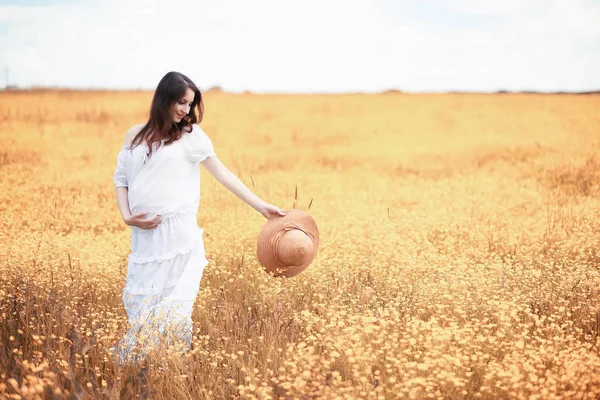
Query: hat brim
xmin=257 ymin=209 xmax=319 ymax=278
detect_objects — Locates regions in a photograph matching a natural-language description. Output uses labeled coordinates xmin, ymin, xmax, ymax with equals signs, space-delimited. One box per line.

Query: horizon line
xmin=2 ymin=85 xmax=600 ymax=96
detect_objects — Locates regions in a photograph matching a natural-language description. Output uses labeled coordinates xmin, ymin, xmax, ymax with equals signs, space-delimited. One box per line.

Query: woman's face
xmin=171 ymin=88 xmax=195 ymax=123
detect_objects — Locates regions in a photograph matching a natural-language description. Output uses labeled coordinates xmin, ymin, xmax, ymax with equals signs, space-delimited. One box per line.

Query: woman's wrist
xmin=254 ymin=200 xmax=268 ymax=214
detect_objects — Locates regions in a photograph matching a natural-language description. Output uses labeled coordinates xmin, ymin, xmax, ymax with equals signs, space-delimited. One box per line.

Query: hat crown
xmin=277 ymin=229 xmax=313 ymax=267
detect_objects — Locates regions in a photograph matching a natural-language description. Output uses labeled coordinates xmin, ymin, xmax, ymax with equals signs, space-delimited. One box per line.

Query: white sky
xmin=0 ymin=0 xmax=599 ymax=93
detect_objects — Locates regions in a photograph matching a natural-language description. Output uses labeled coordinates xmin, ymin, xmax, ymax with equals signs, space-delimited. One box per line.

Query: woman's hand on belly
xmin=124 ymin=212 xmax=163 ymax=230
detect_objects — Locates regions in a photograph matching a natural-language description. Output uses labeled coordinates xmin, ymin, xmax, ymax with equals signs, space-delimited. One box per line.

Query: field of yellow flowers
xmin=1 ymin=90 xmax=599 ymax=399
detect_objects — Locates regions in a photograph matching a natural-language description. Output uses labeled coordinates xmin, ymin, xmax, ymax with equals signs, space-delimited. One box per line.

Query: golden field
xmin=1 ymin=90 xmax=599 ymax=399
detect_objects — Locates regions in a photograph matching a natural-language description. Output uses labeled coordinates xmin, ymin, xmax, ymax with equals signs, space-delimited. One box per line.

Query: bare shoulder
xmin=124 ymin=123 xmax=146 ymax=145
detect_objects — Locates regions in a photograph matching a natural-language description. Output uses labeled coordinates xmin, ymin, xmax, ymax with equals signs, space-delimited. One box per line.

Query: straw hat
xmin=257 ymin=209 xmax=319 ymax=278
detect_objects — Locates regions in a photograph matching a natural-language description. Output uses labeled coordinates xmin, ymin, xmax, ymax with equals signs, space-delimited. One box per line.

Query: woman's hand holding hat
xmin=259 ymin=202 xmax=287 ymax=219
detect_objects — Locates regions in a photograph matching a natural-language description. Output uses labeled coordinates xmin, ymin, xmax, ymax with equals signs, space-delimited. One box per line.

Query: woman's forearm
xmin=215 ymin=169 xmax=266 ymax=212
xmin=115 ymin=187 xmax=132 ymax=222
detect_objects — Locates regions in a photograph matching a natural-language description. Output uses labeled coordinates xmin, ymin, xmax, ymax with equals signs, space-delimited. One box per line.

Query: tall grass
xmin=1 ymin=91 xmax=599 ymax=399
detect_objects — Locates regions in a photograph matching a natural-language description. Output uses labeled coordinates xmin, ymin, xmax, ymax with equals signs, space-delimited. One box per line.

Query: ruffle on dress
xmin=113 ymin=147 xmax=128 ymax=189
xmin=129 ymin=212 xmax=204 ymax=263
xmin=123 ymin=245 xmax=208 ymax=297
xmin=123 ymin=212 xmax=208 ymax=295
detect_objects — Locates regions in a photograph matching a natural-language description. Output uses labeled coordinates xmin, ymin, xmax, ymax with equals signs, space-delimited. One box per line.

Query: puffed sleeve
xmin=181 ymin=124 xmax=216 ymax=163
xmin=113 ymin=147 xmax=128 ymax=189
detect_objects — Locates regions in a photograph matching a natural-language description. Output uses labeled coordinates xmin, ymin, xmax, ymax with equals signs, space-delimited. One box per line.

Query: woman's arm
xmin=115 ymin=186 xmax=132 ymax=222
xmin=202 ymin=156 xmax=285 ymax=219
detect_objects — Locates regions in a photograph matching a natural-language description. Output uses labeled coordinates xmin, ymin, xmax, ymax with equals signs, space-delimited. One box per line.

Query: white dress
xmin=112 ymin=123 xmax=215 ymax=362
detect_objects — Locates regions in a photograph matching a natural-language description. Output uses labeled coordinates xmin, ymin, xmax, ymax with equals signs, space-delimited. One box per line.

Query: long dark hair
xmin=130 ymin=71 xmax=204 ymax=157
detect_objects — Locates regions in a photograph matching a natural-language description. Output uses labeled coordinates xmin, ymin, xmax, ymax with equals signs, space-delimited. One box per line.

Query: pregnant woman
xmin=112 ymin=71 xmax=285 ymax=363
